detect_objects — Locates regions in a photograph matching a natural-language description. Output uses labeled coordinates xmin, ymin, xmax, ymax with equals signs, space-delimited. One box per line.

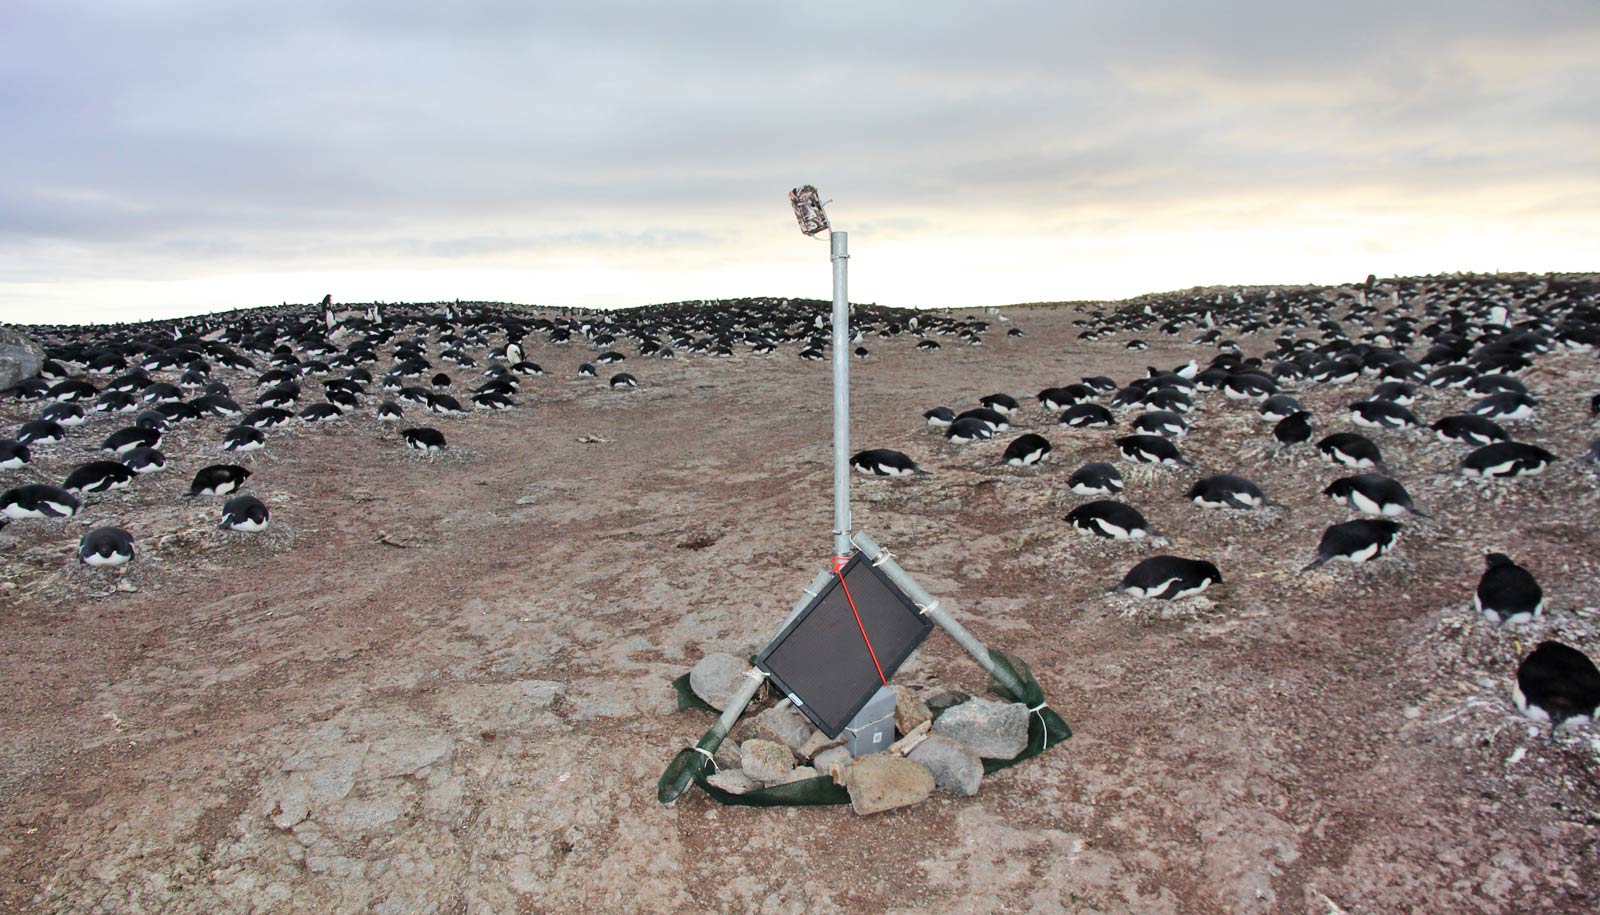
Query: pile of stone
xmin=687 ymin=652 xmax=1033 ymax=815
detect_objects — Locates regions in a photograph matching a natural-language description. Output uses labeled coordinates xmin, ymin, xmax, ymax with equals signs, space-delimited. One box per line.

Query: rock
xmin=908 ymin=735 xmax=984 ymax=796
xmin=814 ymin=746 xmax=851 ymax=782
xmin=0 ymin=328 xmax=43 ymax=392
xmin=689 ymin=653 xmax=748 ymax=711
xmin=797 ymin=729 xmax=844 ymax=761
xmin=892 ymin=685 xmax=932 ymax=734
xmin=845 ymin=755 xmax=934 ymax=815
xmin=712 ymin=742 xmax=743 ymax=771
xmin=705 ymin=769 xmax=759 ymax=795
xmin=924 ymin=689 xmax=971 ymax=717
xmin=931 ymin=698 xmax=1029 ymax=759
xmin=778 ymin=765 xmax=819 ymax=785
xmin=753 ymin=702 xmax=815 ymax=753
xmin=739 ymin=739 xmax=794 ymax=784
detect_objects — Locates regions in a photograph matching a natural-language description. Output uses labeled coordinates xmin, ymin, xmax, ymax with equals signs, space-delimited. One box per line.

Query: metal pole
xmin=850 ymin=530 xmax=1028 ymax=700
xmin=831 ymin=231 xmax=851 ymax=560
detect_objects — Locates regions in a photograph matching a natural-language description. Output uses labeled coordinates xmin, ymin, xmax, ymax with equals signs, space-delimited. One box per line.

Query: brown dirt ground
xmin=2 ymin=303 xmax=1598 ymax=914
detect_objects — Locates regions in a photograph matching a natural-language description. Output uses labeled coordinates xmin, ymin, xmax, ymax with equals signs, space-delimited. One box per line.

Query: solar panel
xmin=756 ymin=554 xmax=933 ymax=737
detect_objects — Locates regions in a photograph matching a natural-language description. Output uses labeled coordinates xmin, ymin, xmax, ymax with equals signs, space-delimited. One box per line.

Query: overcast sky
xmin=2 ymin=1 xmax=1597 ymax=324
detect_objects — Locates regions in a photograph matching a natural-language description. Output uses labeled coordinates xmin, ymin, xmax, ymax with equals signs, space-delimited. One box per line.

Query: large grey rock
xmin=689 ymin=652 xmax=748 ymax=711
xmin=706 ymin=769 xmax=759 ymax=795
xmin=931 ymin=697 xmax=1029 ymax=759
xmin=753 ymin=701 xmax=816 ymax=753
xmin=739 ymin=739 xmax=794 ymax=784
xmin=846 ymin=754 xmax=934 ymax=815
xmin=908 ymin=735 xmax=984 ymax=796
xmin=0 ymin=327 xmax=44 ymax=392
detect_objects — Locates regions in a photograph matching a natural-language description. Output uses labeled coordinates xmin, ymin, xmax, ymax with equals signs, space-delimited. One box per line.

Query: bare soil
xmin=2 ymin=304 xmax=1598 ymax=914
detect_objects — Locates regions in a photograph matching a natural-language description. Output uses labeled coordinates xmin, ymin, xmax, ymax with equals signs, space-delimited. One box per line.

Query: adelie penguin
xmin=403 ymin=427 xmax=447 ymax=452
xmin=1187 ymin=475 xmax=1268 ymax=510
xmin=0 ymin=439 xmax=29 ymax=470
xmin=1323 ymin=474 xmax=1424 ymax=516
xmin=376 ymin=401 xmax=404 ymax=422
xmin=1066 ymin=462 xmax=1123 ymax=496
xmin=1066 ymin=500 xmax=1156 ymax=540
xmin=1317 ymin=432 xmax=1384 ymax=470
xmin=221 ymin=426 xmax=266 ymax=452
xmin=120 ymin=446 xmax=166 ymax=474
xmin=1349 ymin=400 xmax=1420 ymax=430
xmin=102 ymin=426 xmax=160 ymax=455
xmin=1114 ymin=556 xmax=1221 ymax=600
xmin=923 ymin=406 xmax=955 ymax=428
xmin=849 ymin=449 xmax=927 ymax=477
xmin=63 ymin=460 xmax=136 ymax=493
xmin=979 ymin=393 xmax=1020 ymax=417
xmin=189 ymin=464 xmax=251 ymax=497
xmin=1000 ymin=433 xmax=1051 ymax=466
xmin=1273 ymin=411 xmax=1312 ymax=447
xmin=1431 ymin=414 xmax=1509 ymax=447
xmin=1059 ymin=403 xmax=1114 ymax=429
xmin=16 ymin=419 xmax=65 ymax=446
xmin=945 ymin=417 xmax=994 ymax=444
xmin=0 ymin=484 xmax=81 ymax=527
xmin=219 ymin=495 xmax=270 ymax=532
xmin=1131 ymin=411 xmax=1188 ymax=438
xmin=1475 ymin=553 xmax=1542 ymax=623
xmin=78 ymin=527 xmax=135 ymax=568
xmin=1115 ymin=434 xmax=1192 ymax=466
xmin=1459 ymin=441 xmax=1557 ymax=478
xmin=609 ymin=373 xmax=638 ymax=389
xmin=1302 ymin=519 xmax=1401 ymax=571
xmin=1514 ymin=642 xmax=1600 ymax=737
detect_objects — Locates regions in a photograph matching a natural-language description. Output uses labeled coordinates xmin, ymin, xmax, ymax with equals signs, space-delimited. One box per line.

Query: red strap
xmin=833 ymin=556 xmax=888 ymax=686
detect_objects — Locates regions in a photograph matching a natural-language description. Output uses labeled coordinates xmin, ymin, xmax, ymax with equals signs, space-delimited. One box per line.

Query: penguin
xmin=979 ymin=393 xmax=1020 ymax=417
xmin=595 ymin=351 xmax=626 ymax=365
xmin=923 ymin=406 xmax=956 ymax=428
xmin=1513 ymin=642 xmax=1600 ymax=734
xmin=1460 ymin=441 xmax=1557 ymax=478
xmin=1066 ymin=462 xmax=1123 ymax=496
xmin=431 ymin=372 xmax=452 ymax=390
xmin=954 ymin=407 xmax=1010 ymax=432
xmin=1258 ymin=394 xmax=1303 ymax=423
xmin=221 ymin=425 xmax=266 ymax=452
xmin=472 ymin=391 xmax=516 ymax=410
xmin=1037 ymin=385 xmax=1094 ymax=411
xmin=39 ymin=403 xmax=87 ymax=427
xmin=1186 ymin=475 xmax=1268 ymax=510
xmin=1 ymin=483 xmax=81 ymax=523
xmin=1273 ymin=411 xmax=1313 ymax=447
xmin=428 ymin=393 xmax=469 ymax=414
xmin=1349 ymin=400 xmax=1420 ymax=430
xmin=1468 ymin=392 xmax=1536 ymax=422
xmin=191 ymin=393 xmax=242 ymax=418
xmin=945 ymin=417 xmax=994 ymax=444
xmin=299 ymin=402 xmax=343 ymax=423
xmin=1424 ymin=365 xmax=1477 ymax=389
xmin=120 ymin=446 xmax=167 ymax=474
xmin=1115 ymin=555 xmax=1222 ymax=600
xmin=402 ymin=427 xmax=447 ymax=452
xmin=1066 ymin=500 xmax=1156 ymax=540
xmin=1317 ymin=432 xmax=1384 ymax=469
xmin=1366 ymin=381 xmax=1416 ymax=405
xmin=577 ymin=363 xmax=597 ymax=378
xmin=0 ymin=439 xmax=29 ymax=470
xmin=915 ymin=339 xmax=941 ymax=351
xmin=134 ymin=408 xmax=169 ymax=431
xmin=241 ymin=407 xmax=293 ymax=429
xmin=1322 ymin=474 xmax=1423 ymax=516
xmin=849 ymin=449 xmax=927 ymax=477
xmin=1082 ymin=376 xmax=1118 ymax=395
xmin=1431 ymin=414 xmax=1509 ymax=447
xmin=219 ymin=495 xmax=270 ymax=532
xmin=16 ymin=419 xmax=65 ymax=446
xmin=63 ymin=460 xmax=136 ymax=493
xmin=1115 ymin=434 xmax=1193 ymax=466
xmin=78 ymin=527 xmax=135 ymax=567
xmin=1475 ymin=553 xmax=1542 ymax=623
xmin=188 ymin=464 xmax=251 ymax=497
xmin=999 ymin=433 xmax=1052 ymax=466
xmin=1302 ymin=519 xmax=1401 ymax=570
xmin=608 ymin=373 xmax=638 ymax=389
xmin=1058 ymin=403 xmax=1115 ymax=429
xmin=1130 ymin=411 xmax=1188 ymax=438
xmin=853 ymin=346 xmax=870 ymax=361
xmin=102 ymin=426 xmax=160 ymax=455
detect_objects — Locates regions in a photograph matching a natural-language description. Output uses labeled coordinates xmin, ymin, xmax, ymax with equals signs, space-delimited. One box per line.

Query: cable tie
xmin=692 ymin=746 xmax=718 ymax=771
xmin=916 ymin=600 xmax=940 ymax=616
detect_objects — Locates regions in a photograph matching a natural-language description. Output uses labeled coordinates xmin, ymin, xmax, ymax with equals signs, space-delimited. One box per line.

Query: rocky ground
xmin=2 ymin=302 xmax=1598 ymax=914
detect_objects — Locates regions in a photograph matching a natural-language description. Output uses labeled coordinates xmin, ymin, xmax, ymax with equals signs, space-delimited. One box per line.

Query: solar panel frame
xmin=756 ymin=553 xmax=934 ymax=737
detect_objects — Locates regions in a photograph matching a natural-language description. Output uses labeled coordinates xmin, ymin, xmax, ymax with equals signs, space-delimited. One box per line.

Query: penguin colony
xmin=4 ymin=280 xmax=1599 ymax=738
xmin=852 ymin=274 xmax=1600 ymax=740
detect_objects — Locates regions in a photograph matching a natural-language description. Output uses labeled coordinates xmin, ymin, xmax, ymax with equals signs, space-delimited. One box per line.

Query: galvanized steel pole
xmin=831 ymin=231 xmax=851 ymax=560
